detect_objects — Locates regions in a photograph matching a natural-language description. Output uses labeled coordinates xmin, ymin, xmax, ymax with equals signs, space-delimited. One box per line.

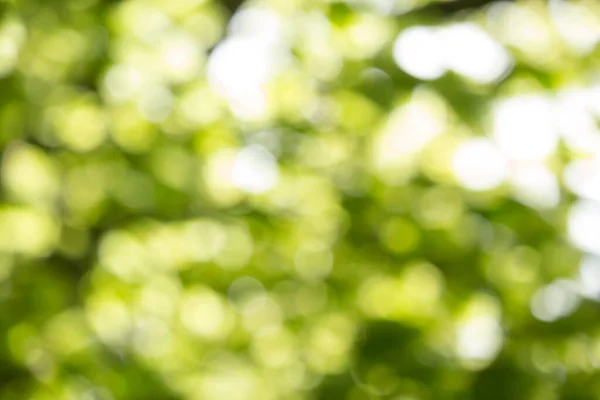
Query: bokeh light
xmin=2 ymin=0 xmax=600 ymax=398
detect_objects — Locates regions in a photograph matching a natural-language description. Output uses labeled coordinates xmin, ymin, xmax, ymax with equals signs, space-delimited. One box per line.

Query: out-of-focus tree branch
xmin=219 ymin=0 xmax=515 ymax=18
xmin=414 ymin=0 xmax=515 ymax=16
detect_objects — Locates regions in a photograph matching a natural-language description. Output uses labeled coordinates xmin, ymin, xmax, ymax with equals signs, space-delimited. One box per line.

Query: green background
xmin=0 ymin=0 xmax=599 ymax=398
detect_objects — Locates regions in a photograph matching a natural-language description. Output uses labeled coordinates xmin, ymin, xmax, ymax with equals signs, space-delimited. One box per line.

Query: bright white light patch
xmin=492 ymin=95 xmax=558 ymax=161
xmin=392 ymin=26 xmax=446 ymax=80
xmin=550 ymin=1 xmax=600 ymax=54
xmin=228 ymin=89 xmax=268 ymax=121
xmin=456 ymin=315 xmax=503 ymax=361
xmin=578 ymin=256 xmax=600 ymax=300
xmin=160 ymin=31 xmax=201 ymax=82
xmin=229 ymin=7 xmax=283 ymax=44
xmin=441 ymin=22 xmax=512 ymax=84
xmin=558 ymin=119 xmax=600 ymax=155
xmin=555 ymin=89 xmax=600 ymax=155
xmin=452 ymin=138 xmax=508 ymax=191
xmin=531 ymin=279 xmax=580 ymax=322
xmin=510 ymin=164 xmax=560 ymax=209
xmin=585 ymin=84 xmax=600 ymax=118
xmin=207 ymin=37 xmax=285 ymax=99
xmin=568 ymin=200 xmax=600 ymax=255
xmin=564 ymin=159 xmax=600 ymax=202
xmin=487 ymin=3 xmax=553 ymax=59
xmin=206 ymin=36 xmax=288 ymax=120
xmin=232 ymin=145 xmax=279 ymax=194
xmin=379 ymin=89 xmax=447 ymax=156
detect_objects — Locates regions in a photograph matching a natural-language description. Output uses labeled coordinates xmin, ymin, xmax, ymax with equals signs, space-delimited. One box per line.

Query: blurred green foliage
xmin=1 ymin=0 xmax=600 ymax=399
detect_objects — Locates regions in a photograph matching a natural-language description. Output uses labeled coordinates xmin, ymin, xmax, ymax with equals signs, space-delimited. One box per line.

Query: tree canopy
xmin=1 ymin=0 xmax=600 ymax=399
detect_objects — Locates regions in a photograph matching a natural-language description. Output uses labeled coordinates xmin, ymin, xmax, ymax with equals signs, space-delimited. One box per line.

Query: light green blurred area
xmin=1 ymin=0 xmax=600 ymax=399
